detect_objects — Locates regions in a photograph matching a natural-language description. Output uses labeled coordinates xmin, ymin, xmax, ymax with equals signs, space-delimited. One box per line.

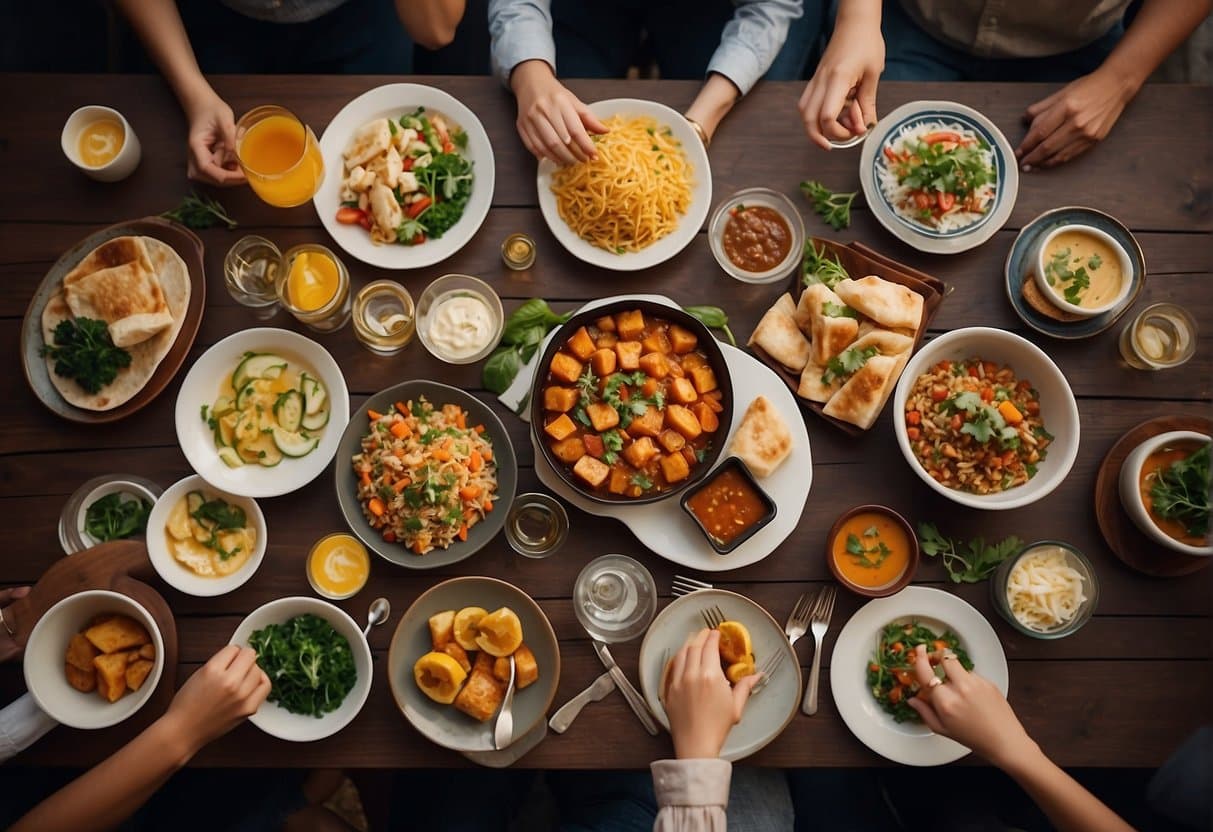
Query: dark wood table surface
xmin=1 ymin=74 xmax=1210 ymax=770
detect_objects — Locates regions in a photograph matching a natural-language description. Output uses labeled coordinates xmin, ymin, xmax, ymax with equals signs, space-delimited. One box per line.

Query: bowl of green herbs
xmin=1119 ymin=431 xmax=1212 ymax=556
xmin=231 ymin=596 xmax=372 ymax=742
xmin=63 ymin=475 xmax=160 ymax=554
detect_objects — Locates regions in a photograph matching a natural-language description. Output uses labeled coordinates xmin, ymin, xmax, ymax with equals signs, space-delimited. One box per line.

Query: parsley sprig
xmin=917 ymin=522 xmax=1022 ymax=583
xmin=161 ymin=191 xmax=237 ymax=230
xmin=800 ymin=181 xmax=857 ymax=230
xmin=802 ymin=240 xmax=850 ymax=289
xmin=822 ymin=345 xmax=877 ymax=385
xmin=40 ymin=317 xmax=132 ymax=394
xmin=1043 ymin=247 xmax=1101 ymax=305
xmin=1148 ymin=442 xmax=1211 ymax=538
xmin=845 ymin=525 xmax=893 ymax=568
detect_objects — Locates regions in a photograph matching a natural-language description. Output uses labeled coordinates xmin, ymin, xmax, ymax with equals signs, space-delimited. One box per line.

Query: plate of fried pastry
xmin=20 ymin=217 xmax=205 ymax=422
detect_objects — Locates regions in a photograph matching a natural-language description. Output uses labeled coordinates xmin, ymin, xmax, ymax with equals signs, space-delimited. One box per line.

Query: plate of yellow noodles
xmin=537 ymin=99 xmax=711 ymax=272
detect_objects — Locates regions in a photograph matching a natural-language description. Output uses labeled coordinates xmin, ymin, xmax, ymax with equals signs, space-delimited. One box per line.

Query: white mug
xmin=61 ymin=105 xmax=142 ymax=182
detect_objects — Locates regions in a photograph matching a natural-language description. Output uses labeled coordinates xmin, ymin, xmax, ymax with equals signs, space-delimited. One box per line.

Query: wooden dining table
xmin=0 ymin=73 xmax=1209 ymax=771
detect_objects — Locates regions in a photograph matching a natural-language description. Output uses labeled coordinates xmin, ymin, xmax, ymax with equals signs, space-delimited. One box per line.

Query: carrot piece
xmin=468 ymin=450 xmax=483 ymax=472
xmin=359 ymin=471 xmax=372 ymax=487
xmin=456 ymin=410 xmax=467 ymax=430
xmin=413 ymin=540 xmax=424 ymax=555
xmin=390 ymin=420 xmax=411 ymax=439
xmin=457 ymin=524 xmax=468 ymax=542
xmin=483 ymin=499 xmax=493 ymax=513
xmin=459 ymin=485 xmax=481 ymax=501
xmin=906 ymin=410 xmax=922 ymax=426
xmin=368 ymin=497 xmax=386 ymax=517
xmin=393 ymin=477 xmax=411 ymax=493
xmin=998 ymin=401 xmax=1023 ymax=424
xmin=474 ymin=425 xmax=485 ymax=434
xmin=482 ymin=448 xmax=492 ymax=461
xmin=368 ymin=409 xmax=384 ymax=421
xmin=395 ymin=401 xmax=409 ymax=415
xmin=393 ymin=447 xmax=406 ymax=459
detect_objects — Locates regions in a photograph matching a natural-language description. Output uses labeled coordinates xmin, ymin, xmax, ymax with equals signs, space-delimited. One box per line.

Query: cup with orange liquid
xmin=236 ymin=106 xmax=325 ymax=208
xmin=61 ymin=105 xmax=141 ymax=182
xmin=277 ymin=243 xmax=351 ymax=332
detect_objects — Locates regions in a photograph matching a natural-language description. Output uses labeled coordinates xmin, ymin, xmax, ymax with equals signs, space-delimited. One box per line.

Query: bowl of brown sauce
xmin=680 ymin=457 xmax=776 ymax=555
xmin=708 ymin=187 xmax=805 ymax=284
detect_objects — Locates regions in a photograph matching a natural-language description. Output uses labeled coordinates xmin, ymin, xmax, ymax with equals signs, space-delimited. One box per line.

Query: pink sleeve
xmin=650 ymin=758 xmax=731 ymax=832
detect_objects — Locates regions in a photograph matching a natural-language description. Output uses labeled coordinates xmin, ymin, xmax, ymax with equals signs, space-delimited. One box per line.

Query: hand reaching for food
xmin=905 ymin=643 xmax=1036 ymax=768
xmin=182 ymin=87 xmax=245 ymax=186
xmin=1015 ymin=69 xmax=1133 ymax=171
xmin=510 ymin=60 xmax=608 ymax=166
xmin=160 ymin=644 xmax=269 ymax=756
xmin=798 ymin=8 xmax=884 ymax=149
xmin=0 ymin=586 xmax=30 ymax=664
xmin=664 ymin=628 xmax=760 ymax=760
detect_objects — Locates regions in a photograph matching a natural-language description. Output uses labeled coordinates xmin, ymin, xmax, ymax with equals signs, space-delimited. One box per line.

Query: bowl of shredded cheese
xmin=992 ymin=541 xmax=1097 ymax=638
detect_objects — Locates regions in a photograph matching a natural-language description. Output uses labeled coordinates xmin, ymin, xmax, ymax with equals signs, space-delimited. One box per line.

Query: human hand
xmin=182 ymin=87 xmax=245 ymax=186
xmin=1015 ymin=70 xmax=1135 ymax=171
xmin=664 ymin=628 xmax=760 ymax=759
xmin=906 ymin=644 xmax=1038 ymax=770
xmin=160 ymin=645 xmax=269 ymax=757
xmin=510 ymin=60 xmax=608 ymax=166
xmin=0 ymin=586 xmax=31 ymax=664
xmin=798 ymin=14 xmax=883 ymax=149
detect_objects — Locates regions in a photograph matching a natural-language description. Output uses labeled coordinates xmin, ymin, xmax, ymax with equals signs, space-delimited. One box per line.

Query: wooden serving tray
xmin=748 ymin=237 xmax=949 ymax=436
xmin=6 ymin=540 xmax=178 ymax=709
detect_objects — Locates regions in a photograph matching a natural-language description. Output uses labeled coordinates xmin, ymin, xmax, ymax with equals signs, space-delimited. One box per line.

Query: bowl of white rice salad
xmin=860 ymin=100 xmax=1018 ymax=255
xmin=992 ymin=540 xmax=1097 ymax=639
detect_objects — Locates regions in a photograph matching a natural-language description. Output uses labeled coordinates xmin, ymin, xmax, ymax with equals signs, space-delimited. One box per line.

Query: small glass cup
xmin=235 ymin=105 xmax=325 ymax=208
xmin=352 ymin=280 xmax=416 ymax=355
xmin=277 ymin=243 xmax=352 ymax=333
xmin=991 ymin=541 xmax=1098 ymax=639
xmin=573 ymin=554 xmax=657 ymax=643
xmin=1118 ymin=302 xmax=1197 ymax=370
xmin=306 ymin=533 xmax=370 ymax=601
xmin=505 ymin=493 xmax=569 ymax=558
xmin=59 ymin=474 xmax=162 ymax=556
xmin=501 ymin=233 xmax=537 ymax=270
xmin=224 ymin=235 xmax=282 ymax=317
xmin=416 ymin=274 xmax=504 ymax=364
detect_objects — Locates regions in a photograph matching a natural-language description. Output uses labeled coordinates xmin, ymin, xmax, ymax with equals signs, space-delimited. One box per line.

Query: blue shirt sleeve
xmin=707 ymin=0 xmax=804 ymax=95
xmin=488 ymin=0 xmax=557 ymax=84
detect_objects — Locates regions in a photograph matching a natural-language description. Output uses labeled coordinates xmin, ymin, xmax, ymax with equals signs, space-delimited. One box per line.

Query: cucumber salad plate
xmin=176 ymin=329 xmax=350 ymax=498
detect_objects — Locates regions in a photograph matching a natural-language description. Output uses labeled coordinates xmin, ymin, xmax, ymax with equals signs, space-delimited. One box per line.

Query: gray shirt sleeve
xmin=707 ymin=0 xmax=804 ymax=95
xmin=488 ymin=0 xmax=556 ymax=84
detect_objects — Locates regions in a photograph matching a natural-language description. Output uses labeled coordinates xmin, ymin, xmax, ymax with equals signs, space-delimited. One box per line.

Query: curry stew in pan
xmin=539 ymin=309 xmax=726 ymax=500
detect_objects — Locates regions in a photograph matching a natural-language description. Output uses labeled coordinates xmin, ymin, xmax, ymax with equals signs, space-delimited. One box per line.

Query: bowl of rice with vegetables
xmin=861 ymin=101 xmax=1017 ymax=255
xmin=893 ymin=328 xmax=1079 ymax=510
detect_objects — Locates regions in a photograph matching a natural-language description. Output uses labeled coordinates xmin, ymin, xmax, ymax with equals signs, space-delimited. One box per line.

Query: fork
xmin=783 ymin=593 xmax=813 ymax=648
xmin=699 ymin=605 xmax=785 ymax=694
xmin=801 ymin=587 xmax=836 ymax=716
xmin=672 ymin=575 xmax=713 ymax=597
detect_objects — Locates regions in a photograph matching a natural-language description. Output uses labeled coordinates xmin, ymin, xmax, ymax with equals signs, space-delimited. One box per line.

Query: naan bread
xmin=748 ymin=307 xmax=810 ymax=372
xmin=798 ymin=359 xmax=841 ymax=403
xmin=822 ymin=352 xmax=909 ymax=430
xmin=728 ymin=396 xmax=792 ymax=478
xmin=857 ymin=320 xmax=915 ymax=342
xmin=63 ymin=236 xmax=172 ymax=347
xmin=835 ymin=276 xmax=924 ymax=331
xmin=848 ymin=328 xmax=913 ymax=358
xmin=800 ymin=283 xmax=860 ymax=366
xmin=43 ymin=237 xmax=191 ymax=411
xmin=794 ymin=284 xmax=837 ymax=334
xmin=772 ymin=292 xmax=797 ymax=319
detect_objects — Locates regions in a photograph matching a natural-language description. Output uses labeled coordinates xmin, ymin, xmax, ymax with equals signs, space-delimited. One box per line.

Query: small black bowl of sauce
xmin=680 ymin=457 xmax=777 ymax=555
xmin=708 ymin=188 xmax=805 ymax=284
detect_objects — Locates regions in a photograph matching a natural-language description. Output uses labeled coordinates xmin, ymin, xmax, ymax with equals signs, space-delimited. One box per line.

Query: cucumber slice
xmin=238 ymin=432 xmax=282 ymax=467
xmin=236 ymin=381 xmax=257 ymax=410
xmin=274 ymin=390 xmax=304 ymax=432
xmin=218 ymin=447 xmax=244 ymax=468
xmin=186 ymin=491 xmax=206 ymax=514
xmin=301 ymin=407 xmax=330 ymax=431
xmin=218 ymin=413 xmax=238 ymax=447
xmin=302 ymin=376 xmax=327 ymax=416
xmin=272 ymin=426 xmax=320 ymax=458
xmin=211 ymin=396 xmax=235 ymax=417
xmin=234 ymin=411 xmax=259 ymax=446
xmin=233 ymin=353 xmax=288 ymax=391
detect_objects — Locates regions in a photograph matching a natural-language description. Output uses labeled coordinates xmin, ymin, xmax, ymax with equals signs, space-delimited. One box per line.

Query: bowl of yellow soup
xmin=1033 ymin=224 xmax=1132 ymax=317
xmin=827 ymin=505 xmax=919 ymax=597
xmin=61 ymin=105 xmax=141 ymax=182
xmin=307 ymin=533 xmax=371 ymax=599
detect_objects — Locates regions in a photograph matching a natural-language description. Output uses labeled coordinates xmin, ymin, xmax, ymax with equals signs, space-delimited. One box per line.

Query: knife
xmin=591 ymin=639 xmax=660 ymax=736
xmin=548 ymin=671 xmax=615 ymax=734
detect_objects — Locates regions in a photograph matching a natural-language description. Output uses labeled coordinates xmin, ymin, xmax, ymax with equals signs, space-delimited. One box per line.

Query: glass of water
xmin=573 ymin=554 xmax=657 ymax=643
xmin=1118 ymin=303 xmax=1197 ymax=370
xmin=224 ymin=235 xmax=282 ymax=318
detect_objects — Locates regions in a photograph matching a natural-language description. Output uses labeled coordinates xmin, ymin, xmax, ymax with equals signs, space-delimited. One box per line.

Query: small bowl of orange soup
xmin=1119 ymin=431 xmax=1212 ymax=556
xmin=308 ymin=533 xmax=371 ymax=599
xmin=827 ymin=505 xmax=919 ymax=597
xmin=681 ymin=458 xmax=777 ymax=555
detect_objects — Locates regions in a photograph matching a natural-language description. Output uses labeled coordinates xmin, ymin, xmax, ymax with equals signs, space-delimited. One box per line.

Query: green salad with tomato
xmin=867 ymin=620 xmax=973 ymax=722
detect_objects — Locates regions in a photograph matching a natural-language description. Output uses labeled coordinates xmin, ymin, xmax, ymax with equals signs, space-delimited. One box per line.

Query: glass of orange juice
xmin=277 ymin=243 xmax=352 ymax=332
xmin=236 ymin=106 xmax=324 ymax=208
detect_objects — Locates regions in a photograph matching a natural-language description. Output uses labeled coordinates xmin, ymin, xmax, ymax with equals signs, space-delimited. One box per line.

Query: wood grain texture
xmin=0 ymin=74 xmax=1209 ymax=768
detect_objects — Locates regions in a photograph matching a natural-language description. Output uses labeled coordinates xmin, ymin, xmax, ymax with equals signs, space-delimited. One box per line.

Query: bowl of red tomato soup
xmin=680 ymin=457 xmax=777 ymax=555
xmin=1119 ymin=430 xmax=1212 ymax=556
xmin=708 ymin=187 xmax=804 ymax=284
xmin=827 ymin=505 xmax=919 ymax=597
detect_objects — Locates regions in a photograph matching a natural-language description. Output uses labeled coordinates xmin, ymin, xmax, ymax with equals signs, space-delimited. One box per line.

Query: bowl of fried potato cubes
xmin=388 ymin=576 xmax=561 ymax=752
xmin=23 ymin=589 xmax=164 ymax=730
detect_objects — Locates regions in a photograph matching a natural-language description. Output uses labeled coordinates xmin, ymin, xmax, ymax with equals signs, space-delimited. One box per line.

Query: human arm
xmin=113 ymin=0 xmax=243 ymax=185
xmin=0 ymin=586 xmax=30 ymax=664
xmin=797 ymin=0 xmax=882 ymax=149
xmin=906 ymin=645 xmax=1134 ymax=832
xmin=1016 ymin=0 xmax=1212 ymax=169
xmin=393 ymin=0 xmax=466 ymax=50
xmin=651 ymin=628 xmax=761 ymax=831
xmin=11 ymin=645 xmax=270 ymax=832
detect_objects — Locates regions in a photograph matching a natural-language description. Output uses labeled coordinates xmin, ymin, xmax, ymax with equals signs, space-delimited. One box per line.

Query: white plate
xmin=536 ymin=99 xmax=711 ymax=271
xmin=314 ymin=83 xmax=495 ymax=269
xmin=532 ymin=295 xmax=812 ymax=572
xmin=174 ymin=328 xmax=350 ymax=498
xmin=230 ymin=596 xmax=373 ymax=742
xmin=830 ymin=586 xmax=1009 ymax=766
xmin=638 ymin=589 xmax=801 ymax=762
xmin=145 ymin=474 xmax=267 ymax=597
xmin=860 ymin=100 xmax=1018 ymax=255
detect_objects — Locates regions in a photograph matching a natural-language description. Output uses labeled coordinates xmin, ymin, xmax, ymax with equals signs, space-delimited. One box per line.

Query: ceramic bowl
xmin=1032 ymin=224 xmax=1133 ymax=317
xmin=1118 ymin=430 xmax=1212 ymax=556
xmin=826 ymin=504 xmax=920 ymax=597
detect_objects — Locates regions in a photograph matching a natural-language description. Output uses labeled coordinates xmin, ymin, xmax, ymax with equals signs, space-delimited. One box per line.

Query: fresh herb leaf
xmin=40 ymin=318 xmax=132 ymax=394
xmin=917 ymin=522 xmax=1023 ymax=583
xmin=823 ymin=301 xmax=858 ymax=319
xmin=822 ymin=345 xmax=878 ymax=385
xmin=630 ymin=472 xmax=654 ymax=490
xmin=1149 ymin=443 xmax=1211 ymax=537
xmin=682 ymin=306 xmax=736 ymax=347
xmin=84 ymin=493 xmax=152 ymax=542
xmin=248 ymin=614 xmax=357 ymax=718
xmin=800 ymin=181 xmax=857 ymax=230
xmin=161 ymin=191 xmax=237 ymax=230
xmin=482 ymin=347 xmax=524 ymax=395
xmin=802 ymin=240 xmax=850 ymax=289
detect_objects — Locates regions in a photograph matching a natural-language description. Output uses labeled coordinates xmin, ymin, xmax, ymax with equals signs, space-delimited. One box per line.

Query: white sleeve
xmin=651 ymin=758 xmax=731 ymax=832
xmin=0 ymin=693 xmax=58 ymax=763
xmin=488 ymin=0 xmax=557 ymax=84
xmin=707 ymin=0 xmax=804 ymax=95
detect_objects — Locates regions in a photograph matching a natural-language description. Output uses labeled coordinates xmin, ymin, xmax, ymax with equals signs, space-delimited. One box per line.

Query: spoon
xmin=494 ymin=655 xmax=516 ymax=751
xmin=362 ymin=597 xmax=390 ymax=637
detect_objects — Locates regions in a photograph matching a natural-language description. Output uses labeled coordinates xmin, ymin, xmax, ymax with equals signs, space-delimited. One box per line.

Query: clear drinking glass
xmin=573 ymin=554 xmax=657 ymax=642
xmin=224 ymin=235 xmax=282 ymax=318
xmin=1118 ymin=303 xmax=1197 ymax=370
xmin=276 ymin=243 xmax=352 ymax=333
xmin=235 ymin=105 xmax=325 ymax=208
xmin=352 ymin=280 xmax=416 ymax=355
xmin=505 ymin=493 xmax=569 ymax=559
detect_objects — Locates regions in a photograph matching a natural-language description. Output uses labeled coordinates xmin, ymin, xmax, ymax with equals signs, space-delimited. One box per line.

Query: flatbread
xmin=801 ymin=283 xmax=860 ymax=366
xmin=43 ymin=237 xmax=191 ymax=411
xmin=1022 ymin=274 xmax=1083 ymax=323
xmin=835 ymin=276 xmax=924 ymax=331
xmin=794 ymin=283 xmax=837 ymax=334
xmin=857 ymin=320 xmax=915 ymax=341
xmin=848 ymin=328 xmax=913 ymax=357
xmin=798 ymin=359 xmax=841 ymax=403
xmin=822 ymin=353 xmax=909 ymax=430
xmin=748 ymin=307 xmax=810 ymax=372
xmin=63 ymin=237 xmax=172 ymax=347
xmin=772 ymin=292 xmax=797 ymax=319
xmin=728 ymin=395 xmax=792 ymax=478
